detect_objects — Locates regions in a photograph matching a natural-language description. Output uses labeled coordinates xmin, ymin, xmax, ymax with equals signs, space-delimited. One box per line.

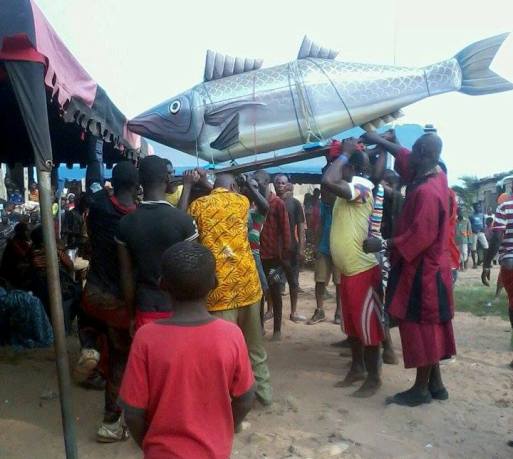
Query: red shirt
xmin=260 ymin=193 xmax=291 ymax=260
xmin=386 ymin=148 xmax=454 ymax=324
xmin=448 ymin=189 xmax=460 ymax=269
xmin=119 ymin=319 xmax=254 ymax=459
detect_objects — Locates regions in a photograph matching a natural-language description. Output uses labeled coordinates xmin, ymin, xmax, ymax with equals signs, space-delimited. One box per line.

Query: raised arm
xmin=321 ymin=155 xmax=353 ymax=200
xmin=178 ymin=170 xmax=199 ymax=211
xmin=244 ymin=177 xmax=269 ymax=215
xmin=369 ymin=147 xmax=387 ymax=186
xmin=361 ymin=130 xmax=404 ymax=157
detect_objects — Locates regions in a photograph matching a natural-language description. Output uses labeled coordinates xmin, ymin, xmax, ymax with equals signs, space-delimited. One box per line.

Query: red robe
xmin=386 ymin=148 xmax=456 ymax=368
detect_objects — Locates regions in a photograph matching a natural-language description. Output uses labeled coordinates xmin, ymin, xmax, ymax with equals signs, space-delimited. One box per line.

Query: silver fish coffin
xmin=129 ymin=34 xmax=512 ymax=162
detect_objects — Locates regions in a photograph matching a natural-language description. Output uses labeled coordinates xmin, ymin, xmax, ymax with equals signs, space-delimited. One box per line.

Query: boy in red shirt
xmin=119 ymin=241 xmax=255 ymax=458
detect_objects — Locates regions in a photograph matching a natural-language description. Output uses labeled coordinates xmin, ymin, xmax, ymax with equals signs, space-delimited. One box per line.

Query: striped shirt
xmin=370 ymin=184 xmax=384 ymax=238
xmin=248 ymin=208 xmax=265 ymax=253
xmin=493 ymin=199 xmax=513 ymax=261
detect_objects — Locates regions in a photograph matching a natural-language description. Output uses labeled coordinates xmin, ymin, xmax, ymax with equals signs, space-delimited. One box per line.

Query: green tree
xmin=452 ymin=175 xmax=478 ymax=213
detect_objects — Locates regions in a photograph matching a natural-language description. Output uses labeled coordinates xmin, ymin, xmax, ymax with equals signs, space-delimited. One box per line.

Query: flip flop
xmin=386 ymin=390 xmax=432 ymax=407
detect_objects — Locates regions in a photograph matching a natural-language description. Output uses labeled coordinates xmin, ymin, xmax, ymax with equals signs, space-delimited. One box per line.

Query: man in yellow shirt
xmin=188 ymin=173 xmax=272 ymax=406
xmin=322 ymin=140 xmax=383 ymax=398
xmin=164 ymin=159 xmax=183 ymax=206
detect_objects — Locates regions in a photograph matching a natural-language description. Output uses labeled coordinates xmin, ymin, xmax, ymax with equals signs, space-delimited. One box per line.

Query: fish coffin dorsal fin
xmin=204 ymin=50 xmax=264 ymax=82
xmin=297 ymin=36 xmax=338 ymax=60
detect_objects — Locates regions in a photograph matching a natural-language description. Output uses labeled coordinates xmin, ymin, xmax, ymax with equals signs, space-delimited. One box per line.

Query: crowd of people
xmin=3 ymin=126 xmax=513 ymax=457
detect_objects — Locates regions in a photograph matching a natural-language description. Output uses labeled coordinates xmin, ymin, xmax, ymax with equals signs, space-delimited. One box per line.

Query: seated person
xmin=29 ymin=225 xmax=80 ymax=333
xmin=0 ymin=222 xmax=31 ymax=289
xmin=0 ymin=282 xmax=53 ymax=349
xmin=119 ymin=241 xmax=255 ymax=458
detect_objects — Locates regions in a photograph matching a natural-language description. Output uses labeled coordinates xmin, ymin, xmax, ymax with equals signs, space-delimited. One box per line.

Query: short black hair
xmin=254 ymin=169 xmax=270 ymax=184
xmin=31 ymin=225 xmax=44 ymax=247
xmin=77 ymin=192 xmax=92 ymax=214
xmin=14 ymin=222 xmax=28 ymax=238
xmin=486 ymin=216 xmax=494 ymax=225
xmin=383 ymin=169 xmax=400 ymax=186
xmin=112 ymin=161 xmax=139 ymax=191
xmin=139 ymin=156 xmax=168 ymax=189
xmin=161 ymin=241 xmax=216 ymax=301
xmin=214 ymin=173 xmax=236 ymax=190
xmin=348 ymin=152 xmax=369 ymax=175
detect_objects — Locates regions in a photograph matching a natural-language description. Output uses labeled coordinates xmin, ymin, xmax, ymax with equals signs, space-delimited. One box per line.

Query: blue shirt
xmin=318 ymin=201 xmax=333 ymax=256
xmin=469 ymin=212 xmax=484 ymax=233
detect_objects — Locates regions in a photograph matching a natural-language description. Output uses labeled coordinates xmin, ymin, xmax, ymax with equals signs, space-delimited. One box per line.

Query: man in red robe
xmin=362 ymin=131 xmax=456 ymax=407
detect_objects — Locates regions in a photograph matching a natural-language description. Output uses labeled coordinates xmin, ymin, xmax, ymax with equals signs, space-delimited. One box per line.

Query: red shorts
xmin=500 ymin=267 xmax=513 ymax=309
xmin=339 ymin=266 xmax=384 ymax=346
xmin=135 ymin=310 xmax=172 ymax=331
xmin=81 ymin=288 xmax=130 ymax=330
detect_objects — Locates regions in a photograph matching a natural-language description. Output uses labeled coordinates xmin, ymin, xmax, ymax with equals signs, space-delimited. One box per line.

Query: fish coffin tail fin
xmin=456 ymin=33 xmax=513 ymax=95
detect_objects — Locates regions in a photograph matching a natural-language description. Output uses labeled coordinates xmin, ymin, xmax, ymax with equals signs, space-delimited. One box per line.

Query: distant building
xmin=471 ymin=171 xmax=513 ymax=211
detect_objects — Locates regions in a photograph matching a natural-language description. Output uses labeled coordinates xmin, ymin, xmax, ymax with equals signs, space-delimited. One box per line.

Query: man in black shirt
xmin=116 ymin=156 xmax=198 ymax=331
xmin=274 ymin=174 xmax=306 ymax=322
xmin=75 ymin=161 xmax=139 ymax=442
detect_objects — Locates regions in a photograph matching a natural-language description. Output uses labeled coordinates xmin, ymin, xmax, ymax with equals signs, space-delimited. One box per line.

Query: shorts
xmin=339 ymin=265 xmax=384 ymax=346
xmin=287 ymin=248 xmax=300 ymax=287
xmin=252 ymin=251 xmax=269 ymax=293
xmin=261 ymin=258 xmax=297 ymax=289
xmin=471 ymin=232 xmax=489 ymax=251
xmin=314 ymin=253 xmax=340 ymax=285
xmin=500 ymin=266 xmax=513 ymax=309
xmin=81 ymin=283 xmax=130 ymax=330
xmin=458 ymin=243 xmax=469 ymax=263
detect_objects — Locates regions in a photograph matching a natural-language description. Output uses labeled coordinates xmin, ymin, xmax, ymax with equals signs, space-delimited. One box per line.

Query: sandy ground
xmin=1 ymin=268 xmax=513 ymax=459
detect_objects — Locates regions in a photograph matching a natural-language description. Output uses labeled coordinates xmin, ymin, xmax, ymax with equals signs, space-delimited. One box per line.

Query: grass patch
xmin=454 ymin=282 xmax=509 ymax=321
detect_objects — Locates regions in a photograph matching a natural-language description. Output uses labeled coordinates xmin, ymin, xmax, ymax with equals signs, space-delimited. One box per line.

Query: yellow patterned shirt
xmin=188 ymin=188 xmax=262 ymax=311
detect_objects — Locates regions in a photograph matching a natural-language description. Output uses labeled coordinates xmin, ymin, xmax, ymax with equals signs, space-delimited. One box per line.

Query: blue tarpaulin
xmin=150 ymin=124 xmax=425 ymax=176
xmin=58 ymin=124 xmax=425 ymax=182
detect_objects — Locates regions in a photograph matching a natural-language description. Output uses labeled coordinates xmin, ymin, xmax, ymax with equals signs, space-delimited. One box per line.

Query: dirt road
xmin=1 ymin=269 xmax=512 ymax=458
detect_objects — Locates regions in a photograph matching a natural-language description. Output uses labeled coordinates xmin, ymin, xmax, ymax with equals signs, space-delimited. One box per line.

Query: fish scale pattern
xmin=424 ymin=58 xmax=462 ymax=94
xmin=196 ymin=57 xmax=461 ymax=114
xmin=199 ymin=63 xmax=292 ymax=104
xmin=193 ymin=56 xmax=460 ymax=160
xmin=304 ymin=59 xmax=428 ymax=107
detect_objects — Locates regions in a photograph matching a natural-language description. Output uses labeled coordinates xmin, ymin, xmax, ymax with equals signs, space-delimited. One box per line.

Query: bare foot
xmin=334 ymin=369 xmax=366 ymax=387
xmin=382 ymin=347 xmax=399 ymax=365
xmin=271 ymin=332 xmax=282 ymax=342
xmin=263 ymin=310 xmax=274 ymax=322
xmin=352 ymin=377 xmax=382 ymax=398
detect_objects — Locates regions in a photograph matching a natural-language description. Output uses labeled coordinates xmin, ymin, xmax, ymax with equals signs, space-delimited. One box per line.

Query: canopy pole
xmin=37 ymin=167 xmax=78 ymax=459
xmin=5 ymin=60 xmax=78 ymax=458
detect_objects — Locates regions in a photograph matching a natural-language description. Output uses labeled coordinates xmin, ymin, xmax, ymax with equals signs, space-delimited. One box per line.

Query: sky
xmin=36 ymin=0 xmax=513 ymax=184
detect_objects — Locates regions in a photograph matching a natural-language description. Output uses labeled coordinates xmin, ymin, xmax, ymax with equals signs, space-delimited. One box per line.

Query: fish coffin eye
xmin=169 ymin=100 xmax=181 ymax=114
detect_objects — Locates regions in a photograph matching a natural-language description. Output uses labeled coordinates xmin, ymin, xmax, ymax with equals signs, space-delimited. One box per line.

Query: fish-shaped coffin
xmin=128 ymin=34 xmax=513 ymax=162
